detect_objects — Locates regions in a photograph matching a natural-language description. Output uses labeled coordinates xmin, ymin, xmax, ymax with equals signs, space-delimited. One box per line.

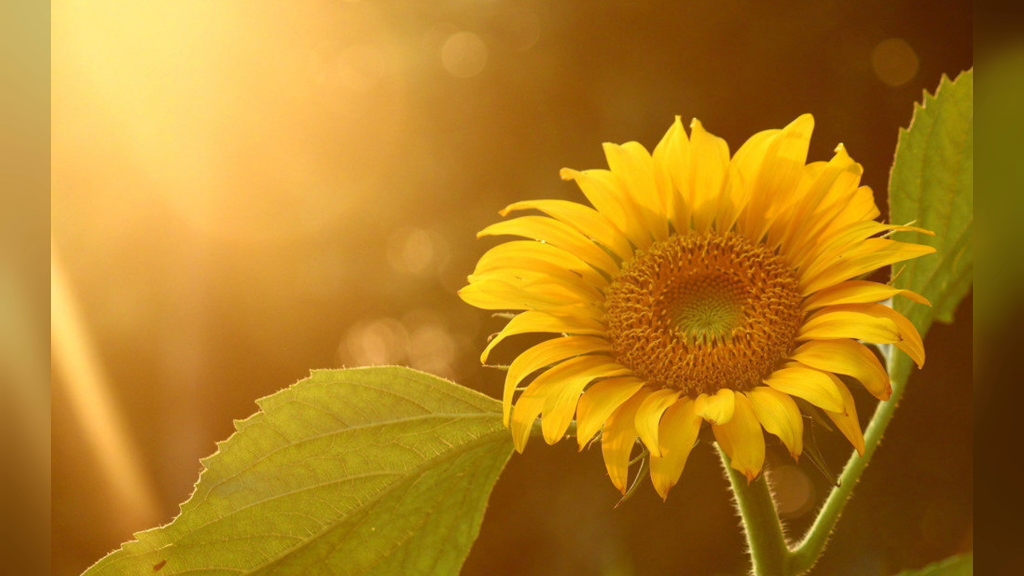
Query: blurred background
xmin=51 ymin=1 xmax=972 ymax=575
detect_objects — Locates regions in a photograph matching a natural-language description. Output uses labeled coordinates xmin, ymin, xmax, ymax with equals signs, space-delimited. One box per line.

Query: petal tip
xmin=793 ymin=113 xmax=815 ymax=128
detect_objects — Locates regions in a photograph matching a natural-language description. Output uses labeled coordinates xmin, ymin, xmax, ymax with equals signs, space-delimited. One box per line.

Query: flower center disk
xmin=604 ymin=233 xmax=803 ymax=396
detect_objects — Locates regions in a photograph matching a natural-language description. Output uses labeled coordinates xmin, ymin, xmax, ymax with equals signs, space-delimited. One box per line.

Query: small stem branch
xmin=718 ymin=445 xmax=791 ymax=576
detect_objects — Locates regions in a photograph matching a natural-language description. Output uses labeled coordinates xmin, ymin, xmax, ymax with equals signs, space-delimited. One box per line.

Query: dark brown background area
xmin=51 ymin=1 xmax=972 ymax=575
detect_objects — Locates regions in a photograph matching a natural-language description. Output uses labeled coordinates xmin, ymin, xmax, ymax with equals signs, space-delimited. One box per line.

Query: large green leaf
xmin=83 ymin=367 xmax=513 ymax=576
xmin=893 ymin=553 xmax=973 ymax=576
xmin=889 ymin=69 xmax=974 ymax=352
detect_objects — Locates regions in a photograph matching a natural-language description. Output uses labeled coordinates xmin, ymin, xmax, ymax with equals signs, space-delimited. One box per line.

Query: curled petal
xmin=713 ymin=393 xmax=765 ymax=482
xmin=575 ymin=377 xmax=645 ymax=449
xmin=503 ymin=336 xmax=613 ymax=426
xmin=791 ymin=339 xmax=891 ymax=401
xmin=601 ymin=389 xmax=653 ymax=494
xmin=634 ymin=389 xmax=681 ymax=457
xmin=764 ymin=364 xmax=845 ymax=413
xmin=694 ymin=388 xmax=736 ymax=425
xmin=649 ymin=397 xmax=702 ymax=500
xmin=541 ymin=361 xmax=632 ymax=445
xmin=802 ymin=280 xmax=931 ymax=312
xmin=798 ymin=309 xmax=900 ymax=344
xmin=510 ymin=355 xmax=622 ymax=451
xmin=812 ymin=304 xmax=925 ymax=368
xmin=824 ymin=376 xmax=866 ymax=455
xmin=748 ymin=387 xmax=803 ymax=460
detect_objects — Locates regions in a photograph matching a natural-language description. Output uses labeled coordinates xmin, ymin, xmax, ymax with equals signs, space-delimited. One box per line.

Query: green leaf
xmin=893 ymin=552 xmax=973 ymax=576
xmin=889 ymin=69 xmax=974 ymax=351
xmin=83 ymin=367 xmax=513 ymax=576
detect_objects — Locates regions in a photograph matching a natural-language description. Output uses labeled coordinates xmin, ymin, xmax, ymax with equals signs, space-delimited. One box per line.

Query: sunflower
xmin=459 ymin=115 xmax=934 ymax=499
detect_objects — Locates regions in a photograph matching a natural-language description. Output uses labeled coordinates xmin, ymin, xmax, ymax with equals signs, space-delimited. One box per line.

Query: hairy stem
xmin=718 ymin=446 xmax=791 ymax=576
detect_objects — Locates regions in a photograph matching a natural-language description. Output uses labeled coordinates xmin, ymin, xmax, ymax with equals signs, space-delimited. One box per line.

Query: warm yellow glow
xmin=52 ymin=0 xmax=406 ymax=243
xmin=51 ymin=243 xmax=160 ymax=528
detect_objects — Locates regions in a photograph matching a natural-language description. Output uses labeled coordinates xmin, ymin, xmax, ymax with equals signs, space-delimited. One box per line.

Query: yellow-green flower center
xmin=604 ymin=233 xmax=803 ymax=396
xmin=669 ymin=273 xmax=746 ymax=345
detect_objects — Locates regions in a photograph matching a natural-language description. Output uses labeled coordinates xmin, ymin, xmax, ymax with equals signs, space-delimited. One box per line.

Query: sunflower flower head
xmin=459 ymin=115 xmax=934 ymax=499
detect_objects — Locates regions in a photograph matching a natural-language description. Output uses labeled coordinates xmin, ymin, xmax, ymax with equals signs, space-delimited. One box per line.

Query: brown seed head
xmin=604 ymin=232 xmax=803 ymax=395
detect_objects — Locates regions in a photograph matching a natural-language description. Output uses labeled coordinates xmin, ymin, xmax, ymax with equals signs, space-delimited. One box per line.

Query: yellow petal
xmin=649 ymin=397 xmax=702 ymax=500
xmin=503 ymin=336 xmax=613 ymax=426
xmin=800 ymin=238 xmax=936 ymax=296
xmin=685 ymin=119 xmax=730 ymax=234
xmin=633 ymin=389 xmax=681 ymax=457
xmin=510 ymin=355 xmax=622 ymax=451
xmin=824 ymin=376 xmax=865 ymax=456
xmin=480 ymin=310 xmax=605 ymax=363
xmin=775 ymin=144 xmax=862 ymax=254
xmin=764 ymin=364 xmax=845 ymax=413
xmin=839 ymin=303 xmax=926 ymax=368
xmin=604 ymin=141 xmax=669 ymax=241
xmin=712 ymin=393 xmax=765 ymax=482
xmin=468 ymin=268 xmax=603 ymax=304
xmin=748 ymin=387 xmax=803 ymax=460
xmin=500 ymin=199 xmax=634 ymax=261
xmin=479 ymin=215 xmax=621 ymax=277
xmin=791 ymin=339 xmax=891 ymax=401
xmin=800 ymin=221 xmax=933 ymax=279
xmin=786 ymin=164 xmax=867 ymax=263
xmin=576 ymin=376 xmax=645 ymax=449
xmin=799 ymin=221 xmax=896 ymax=275
xmin=458 ymin=277 xmax=596 ymax=312
xmin=560 ymin=167 xmax=652 ymax=250
xmin=601 ymin=388 xmax=653 ymax=494
xmin=802 ymin=280 xmax=931 ymax=312
xmin=694 ymin=388 xmax=736 ymax=425
xmin=508 ymin=394 xmax=543 ymax=454
xmin=474 ymin=240 xmax=608 ymax=289
xmin=652 ymin=116 xmax=691 ymax=231
xmin=719 ymin=128 xmax=779 ymax=233
xmin=739 ymin=114 xmax=815 ymax=241
xmin=541 ymin=360 xmax=632 ymax=445
xmin=819 ymin=184 xmax=882 ymax=238
xmin=797 ymin=308 xmax=901 ymax=344
xmin=764 ymin=160 xmax=825 ymax=250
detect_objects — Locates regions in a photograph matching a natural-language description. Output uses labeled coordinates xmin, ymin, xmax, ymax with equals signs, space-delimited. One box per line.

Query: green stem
xmin=718 ymin=446 xmax=791 ymax=576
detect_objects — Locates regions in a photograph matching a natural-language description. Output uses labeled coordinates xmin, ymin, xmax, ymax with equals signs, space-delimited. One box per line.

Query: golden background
xmin=51 ymin=2 xmax=972 ymax=574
